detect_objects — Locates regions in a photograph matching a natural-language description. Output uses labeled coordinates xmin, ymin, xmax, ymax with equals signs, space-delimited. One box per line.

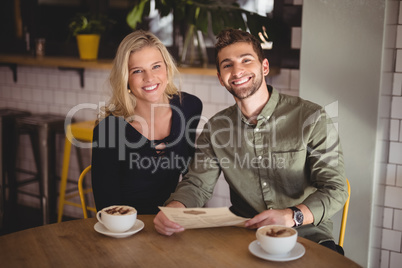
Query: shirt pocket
xmin=270 ymin=149 xmax=309 ymax=199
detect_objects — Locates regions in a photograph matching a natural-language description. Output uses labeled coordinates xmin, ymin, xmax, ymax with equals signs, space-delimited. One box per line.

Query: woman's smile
xmin=143 ymin=84 xmax=159 ymax=91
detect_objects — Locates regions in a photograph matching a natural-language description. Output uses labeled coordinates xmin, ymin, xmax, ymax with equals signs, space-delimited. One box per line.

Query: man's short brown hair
xmin=215 ymin=28 xmax=264 ymax=73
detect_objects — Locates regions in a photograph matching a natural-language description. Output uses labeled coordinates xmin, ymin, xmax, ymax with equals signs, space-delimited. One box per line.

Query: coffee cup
xmin=256 ymin=225 xmax=297 ymax=255
xmin=96 ymin=205 xmax=137 ymax=233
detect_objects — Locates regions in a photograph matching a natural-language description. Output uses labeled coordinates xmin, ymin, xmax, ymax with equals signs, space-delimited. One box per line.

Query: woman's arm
xmin=91 ymin=116 xmax=123 ymax=211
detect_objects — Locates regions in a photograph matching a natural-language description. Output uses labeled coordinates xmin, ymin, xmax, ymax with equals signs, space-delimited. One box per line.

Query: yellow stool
xmin=57 ymin=120 xmax=96 ymax=222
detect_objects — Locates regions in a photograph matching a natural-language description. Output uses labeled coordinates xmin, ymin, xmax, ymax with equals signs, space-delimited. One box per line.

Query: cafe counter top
xmin=0 ymin=54 xmax=217 ymax=76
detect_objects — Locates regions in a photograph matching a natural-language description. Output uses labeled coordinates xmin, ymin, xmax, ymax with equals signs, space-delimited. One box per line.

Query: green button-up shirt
xmin=167 ymin=86 xmax=348 ymax=243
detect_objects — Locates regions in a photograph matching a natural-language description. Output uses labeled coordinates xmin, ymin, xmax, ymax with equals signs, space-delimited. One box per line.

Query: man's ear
xmin=262 ymin=58 xmax=270 ymax=76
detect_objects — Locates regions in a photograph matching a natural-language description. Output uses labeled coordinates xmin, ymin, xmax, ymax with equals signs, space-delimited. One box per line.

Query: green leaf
xmin=211 ymin=9 xmax=224 ymax=35
xmin=126 ymin=0 xmax=149 ymax=30
xmin=195 ymin=8 xmax=208 ymax=33
xmin=220 ymin=9 xmax=232 ymax=29
xmin=69 ymin=13 xmax=114 ymax=35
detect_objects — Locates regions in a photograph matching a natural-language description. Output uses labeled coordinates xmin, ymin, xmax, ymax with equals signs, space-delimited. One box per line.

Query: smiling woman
xmin=90 ymin=30 xmax=203 ymax=215
xmin=127 ymin=46 xmax=169 ymax=114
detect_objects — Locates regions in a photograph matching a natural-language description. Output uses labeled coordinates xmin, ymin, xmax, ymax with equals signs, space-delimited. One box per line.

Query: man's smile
xmin=231 ymin=76 xmax=252 ymax=86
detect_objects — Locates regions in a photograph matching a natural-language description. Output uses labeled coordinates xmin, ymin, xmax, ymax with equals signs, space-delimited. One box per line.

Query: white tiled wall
xmin=291 ymin=27 xmax=302 ymax=49
xmin=380 ymin=1 xmax=402 ymax=267
xmin=0 ymin=64 xmax=299 ymax=218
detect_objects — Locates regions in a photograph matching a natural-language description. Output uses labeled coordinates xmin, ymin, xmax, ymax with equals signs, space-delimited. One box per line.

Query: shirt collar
xmin=239 ymin=85 xmax=279 ymax=126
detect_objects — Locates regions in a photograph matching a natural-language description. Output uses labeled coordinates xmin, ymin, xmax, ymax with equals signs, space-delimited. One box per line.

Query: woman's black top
xmin=91 ymin=92 xmax=202 ymax=214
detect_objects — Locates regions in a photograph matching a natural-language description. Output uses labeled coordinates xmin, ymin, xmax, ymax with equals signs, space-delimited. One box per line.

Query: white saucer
xmin=248 ymin=240 xmax=305 ymax=262
xmin=94 ymin=220 xmax=144 ymax=238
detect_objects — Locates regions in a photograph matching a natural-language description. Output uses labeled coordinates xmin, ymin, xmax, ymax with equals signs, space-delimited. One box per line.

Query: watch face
xmin=295 ymin=211 xmax=304 ymax=225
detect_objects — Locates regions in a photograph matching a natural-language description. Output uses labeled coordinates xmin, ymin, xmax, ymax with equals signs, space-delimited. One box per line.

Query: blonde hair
xmin=100 ymin=30 xmax=180 ymax=120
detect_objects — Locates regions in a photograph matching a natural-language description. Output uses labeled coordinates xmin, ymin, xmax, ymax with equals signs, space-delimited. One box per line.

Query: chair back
xmin=338 ymin=178 xmax=351 ymax=248
xmin=78 ymin=165 xmax=96 ymax=218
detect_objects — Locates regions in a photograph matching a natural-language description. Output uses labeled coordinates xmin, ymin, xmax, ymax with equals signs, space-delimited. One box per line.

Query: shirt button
xmin=255 ymin=128 xmax=259 ymax=132
xmin=262 ymin=182 xmax=267 ymax=187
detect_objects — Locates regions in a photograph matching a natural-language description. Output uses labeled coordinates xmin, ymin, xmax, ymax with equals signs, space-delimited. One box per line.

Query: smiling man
xmin=154 ymin=28 xmax=348 ymax=254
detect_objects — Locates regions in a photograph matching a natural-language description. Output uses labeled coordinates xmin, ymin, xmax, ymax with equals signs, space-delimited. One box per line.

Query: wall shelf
xmin=0 ymin=54 xmax=280 ymax=88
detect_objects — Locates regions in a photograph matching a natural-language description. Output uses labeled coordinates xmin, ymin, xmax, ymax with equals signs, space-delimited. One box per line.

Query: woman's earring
xmin=128 ymin=89 xmax=131 ymax=94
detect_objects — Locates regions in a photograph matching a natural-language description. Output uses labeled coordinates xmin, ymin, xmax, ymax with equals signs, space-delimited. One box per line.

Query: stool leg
xmin=8 ymin=126 xmax=25 ymax=220
xmin=0 ymin=119 xmax=4 ymax=228
xmin=57 ymin=138 xmax=72 ymax=223
xmin=75 ymin=145 xmax=87 ymax=190
xmin=29 ymin=131 xmax=42 ymax=182
xmin=2 ymin=119 xmax=21 ymax=228
xmin=76 ymin=146 xmax=84 ymax=177
xmin=37 ymin=126 xmax=57 ymax=225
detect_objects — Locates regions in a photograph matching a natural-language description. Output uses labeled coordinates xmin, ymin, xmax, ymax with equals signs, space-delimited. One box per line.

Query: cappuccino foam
xmin=264 ymin=226 xmax=295 ymax=237
xmin=104 ymin=205 xmax=136 ymax=216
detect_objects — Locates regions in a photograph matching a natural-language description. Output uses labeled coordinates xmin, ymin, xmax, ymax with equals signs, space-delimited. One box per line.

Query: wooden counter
xmin=0 ymin=54 xmax=114 ymax=70
xmin=0 ymin=53 xmax=279 ymax=77
xmin=0 ymin=54 xmax=218 ymax=76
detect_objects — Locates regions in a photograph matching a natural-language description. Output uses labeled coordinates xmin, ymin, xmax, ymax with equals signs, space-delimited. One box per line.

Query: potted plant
xmin=69 ymin=13 xmax=114 ymax=60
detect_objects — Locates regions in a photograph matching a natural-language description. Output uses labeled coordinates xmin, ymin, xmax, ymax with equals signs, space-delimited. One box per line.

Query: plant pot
xmin=76 ymin=34 xmax=100 ymax=60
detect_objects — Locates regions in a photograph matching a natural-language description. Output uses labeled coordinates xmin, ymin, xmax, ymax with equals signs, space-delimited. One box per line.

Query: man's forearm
xmin=166 ymin=200 xmax=186 ymax=208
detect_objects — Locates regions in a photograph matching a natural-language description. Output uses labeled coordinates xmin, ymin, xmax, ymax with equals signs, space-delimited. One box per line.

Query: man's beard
xmin=226 ymin=72 xmax=263 ymax=100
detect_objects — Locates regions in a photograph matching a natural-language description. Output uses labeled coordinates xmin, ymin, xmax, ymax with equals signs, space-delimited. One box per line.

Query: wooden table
xmin=0 ymin=215 xmax=361 ymax=267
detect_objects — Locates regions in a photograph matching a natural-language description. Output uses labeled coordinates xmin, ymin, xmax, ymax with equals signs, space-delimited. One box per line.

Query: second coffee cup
xmin=96 ymin=205 xmax=137 ymax=233
xmin=256 ymin=225 xmax=297 ymax=255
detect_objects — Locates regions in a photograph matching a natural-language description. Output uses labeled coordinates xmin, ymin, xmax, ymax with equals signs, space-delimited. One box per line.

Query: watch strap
xmin=289 ymin=206 xmax=303 ymax=227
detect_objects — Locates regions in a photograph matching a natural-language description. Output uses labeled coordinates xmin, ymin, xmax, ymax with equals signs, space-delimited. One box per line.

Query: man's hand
xmin=153 ymin=201 xmax=186 ymax=236
xmin=244 ymin=209 xmax=294 ymax=229
xmin=244 ymin=204 xmax=313 ymax=229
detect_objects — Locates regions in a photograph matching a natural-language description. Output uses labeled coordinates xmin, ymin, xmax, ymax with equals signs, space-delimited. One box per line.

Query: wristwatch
xmin=289 ymin=206 xmax=303 ymax=227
